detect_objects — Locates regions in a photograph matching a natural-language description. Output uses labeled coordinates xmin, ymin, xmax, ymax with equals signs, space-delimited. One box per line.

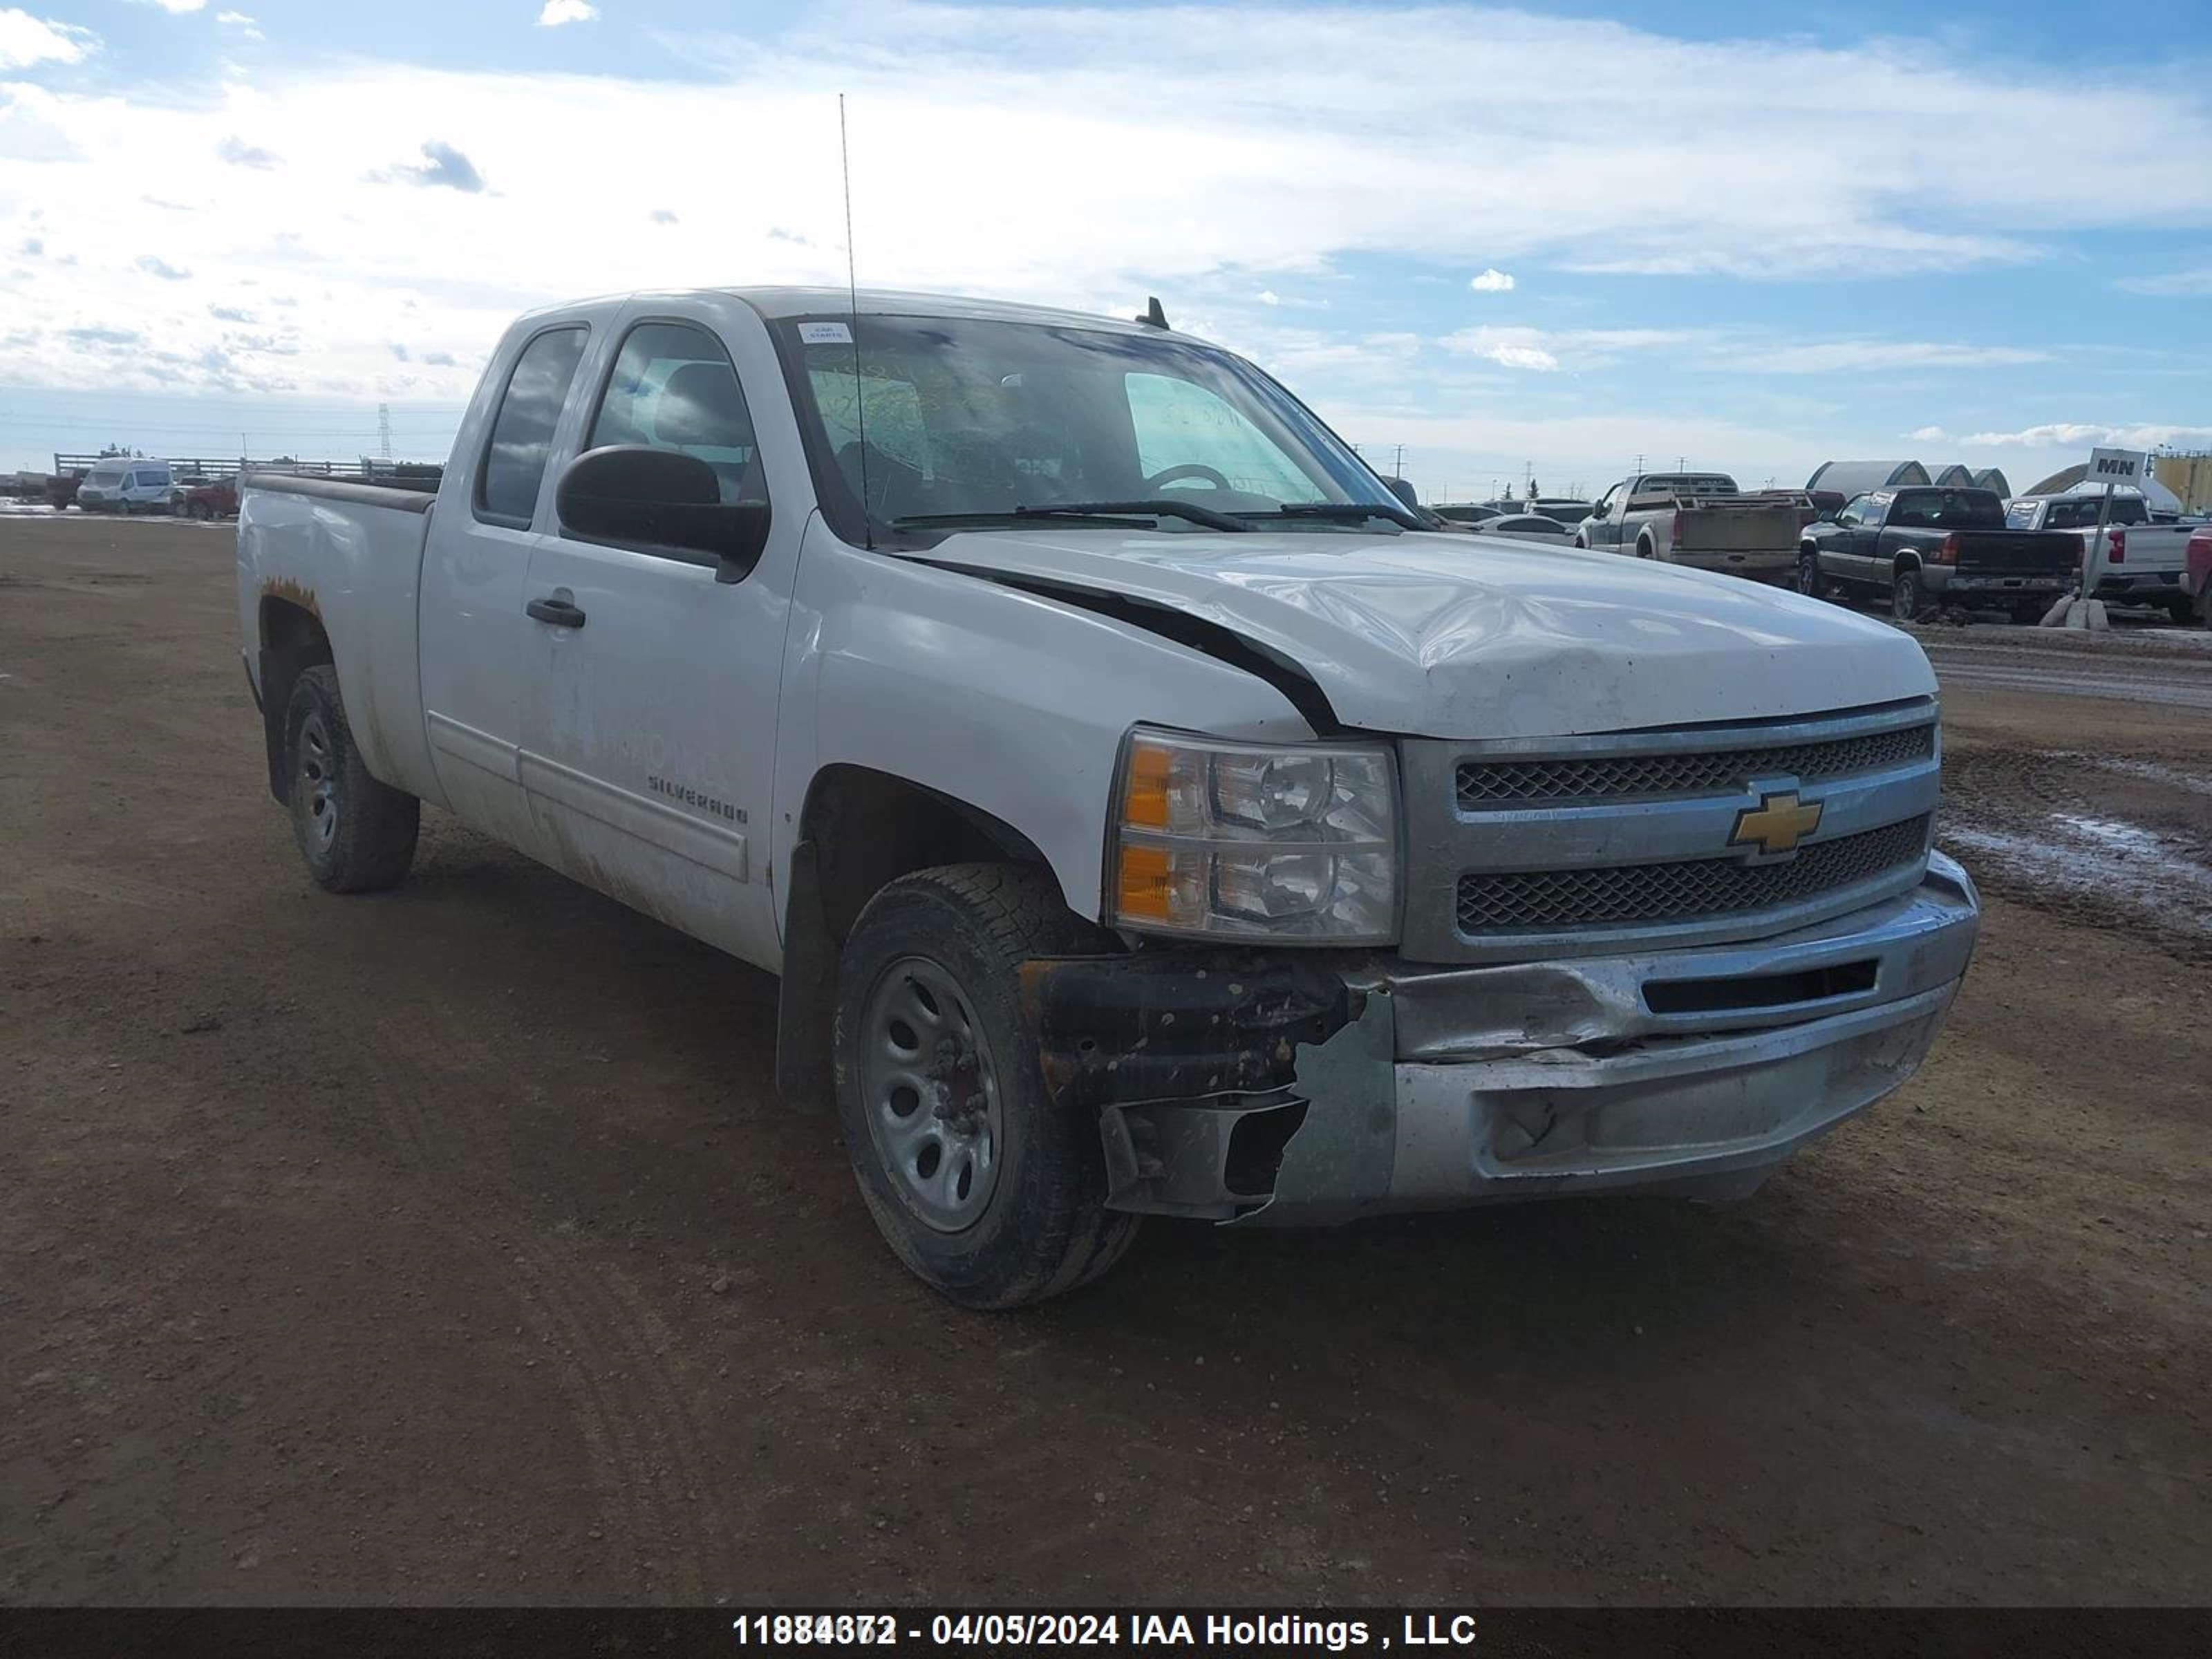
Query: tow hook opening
xmin=1224 ymin=1098 xmax=1309 ymax=1197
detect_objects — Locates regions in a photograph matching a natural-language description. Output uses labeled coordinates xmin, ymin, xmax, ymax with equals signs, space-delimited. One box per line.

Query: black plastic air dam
xmin=1019 ymin=952 xmax=1359 ymax=1110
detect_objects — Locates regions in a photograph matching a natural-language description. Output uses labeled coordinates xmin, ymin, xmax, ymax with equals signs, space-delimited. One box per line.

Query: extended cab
xmin=1799 ymin=486 xmax=2078 ymax=622
xmin=237 ymin=288 xmax=1980 ymax=1306
xmin=2005 ymin=492 xmax=2195 ymax=622
xmin=1575 ymin=474 xmax=1804 ymax=582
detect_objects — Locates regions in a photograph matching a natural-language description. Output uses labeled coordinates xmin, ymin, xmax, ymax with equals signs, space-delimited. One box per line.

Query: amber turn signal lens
xmin=1121 ymin=740 xmax=1174 ymax=830
xmin=1115 ymin=843 xmax=1174 ymax=922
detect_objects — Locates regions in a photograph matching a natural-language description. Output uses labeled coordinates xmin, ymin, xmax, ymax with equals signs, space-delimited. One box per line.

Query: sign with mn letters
xmin=2086 ymin=447 xmax=2148 ymax=487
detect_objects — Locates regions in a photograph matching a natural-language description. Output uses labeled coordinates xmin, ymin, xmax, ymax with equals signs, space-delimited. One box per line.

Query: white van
xmin=75 ymin=459 xmax=176 ymax=514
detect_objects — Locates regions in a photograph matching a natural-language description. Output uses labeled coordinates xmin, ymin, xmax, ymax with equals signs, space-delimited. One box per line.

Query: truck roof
xmin=517 ymin=285 xmax=1181 ymax=340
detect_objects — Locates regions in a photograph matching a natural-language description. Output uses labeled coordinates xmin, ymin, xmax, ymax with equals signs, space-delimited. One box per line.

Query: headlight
xmin=1107 ymin=728 xmax=1398 ymax=942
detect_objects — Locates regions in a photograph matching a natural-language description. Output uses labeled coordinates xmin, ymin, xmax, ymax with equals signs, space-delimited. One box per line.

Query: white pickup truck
xmin=236 ymin=288 xmax=1980 ymax=1306
xmin=1574 ymin=472 xmax=1806 ymax=581
xmin=2004 ymin=491 xmax=2197 ymax=621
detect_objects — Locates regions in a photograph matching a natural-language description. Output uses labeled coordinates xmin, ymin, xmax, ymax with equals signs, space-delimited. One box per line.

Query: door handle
xmin=526 ymin=594 xmax=587 ymax=630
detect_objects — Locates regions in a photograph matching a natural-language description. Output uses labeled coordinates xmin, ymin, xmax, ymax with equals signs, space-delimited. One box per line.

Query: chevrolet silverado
xmin=236 ymin=288 xmax=1980 ymax=1306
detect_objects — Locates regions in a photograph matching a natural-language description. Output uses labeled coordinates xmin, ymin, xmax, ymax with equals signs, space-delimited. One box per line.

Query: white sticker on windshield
xmin=798 ymin=321 xmax=854 ymax=345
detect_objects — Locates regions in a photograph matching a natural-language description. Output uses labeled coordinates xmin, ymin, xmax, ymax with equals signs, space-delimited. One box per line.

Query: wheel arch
xmin=774 ymin=763 xmax=1071 ymax=1113
xmin=256 ymin=596 xmax=333 ymax=803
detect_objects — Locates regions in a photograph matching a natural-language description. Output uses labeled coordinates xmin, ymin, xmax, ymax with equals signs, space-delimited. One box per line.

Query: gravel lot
xmin=3 ymin=514 xmax=2207 ymax=1606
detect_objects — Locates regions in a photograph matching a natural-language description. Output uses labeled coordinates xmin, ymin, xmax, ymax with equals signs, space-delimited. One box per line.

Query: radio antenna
xmin=839 ymin=93 xmax=873 ymax=550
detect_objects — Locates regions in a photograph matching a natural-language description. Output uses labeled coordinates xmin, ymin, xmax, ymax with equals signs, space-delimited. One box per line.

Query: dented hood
xmin=917 ymin=527 xmax=1938 ymax=740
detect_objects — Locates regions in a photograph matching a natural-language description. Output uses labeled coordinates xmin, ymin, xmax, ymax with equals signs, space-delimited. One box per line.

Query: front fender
xmin=778 ymin=523 xmax=1315 ymax=924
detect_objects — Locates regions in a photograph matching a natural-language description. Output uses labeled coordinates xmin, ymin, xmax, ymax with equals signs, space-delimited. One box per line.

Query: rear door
xmin=516 ymin=303 xmax=798 ymax=969
xmin=419 ymin=319 xmax=595 ymax=855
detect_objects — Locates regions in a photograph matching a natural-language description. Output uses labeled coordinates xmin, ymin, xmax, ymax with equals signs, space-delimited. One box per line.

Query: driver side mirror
xmin=555 ymin=444 xmax=770 ymax=584
xmin=1383 ymin=477 xmax=1420 ymax=511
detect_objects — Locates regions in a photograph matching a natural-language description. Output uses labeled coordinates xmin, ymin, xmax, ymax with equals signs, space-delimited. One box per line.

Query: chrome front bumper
xmin=1248 ymin=852 xmax=1978 ymax=1221
xmin=1058 ymin=854 xmax=1978 ymax=1225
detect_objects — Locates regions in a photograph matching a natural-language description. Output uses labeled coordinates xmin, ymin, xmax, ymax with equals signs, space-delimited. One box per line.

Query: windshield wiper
xmin=1241 ymin=502 xmax=1425 ymax=531
xmin=1019 ymin=499 xmax=1251 ymax=532
xmin=891 ymin=500 xmax=1251 ymax=534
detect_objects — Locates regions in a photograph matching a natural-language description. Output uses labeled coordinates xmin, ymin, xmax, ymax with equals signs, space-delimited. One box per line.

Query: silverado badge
xmin=1730 ymin=789 xmax=1823 ymax=857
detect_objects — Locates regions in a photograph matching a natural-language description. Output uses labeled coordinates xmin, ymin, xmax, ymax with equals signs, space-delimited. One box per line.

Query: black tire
xmin=1891 ymin=568 xmax=1926 ymax=622
xmin=1796 ymin=548 xmax=1830 ymax=601
xmin=2166 ymin=594 xmax=2195 ymax=626
xmin=283 ymin=664 xmax=419 ymax=893
xmin=832 ymin=863 xmax=1139 ymax=1309
xmin=1635 ymin=538 xmax=1656 ymax=559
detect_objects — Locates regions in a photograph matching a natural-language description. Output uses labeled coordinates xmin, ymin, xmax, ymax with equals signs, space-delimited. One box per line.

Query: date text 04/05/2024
xmin=728 ymin=1613 xmax=1483 ymax=1649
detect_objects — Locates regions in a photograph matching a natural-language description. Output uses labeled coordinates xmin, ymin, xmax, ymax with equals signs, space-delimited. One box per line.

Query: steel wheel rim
xmin=297 ymin=711 xmax=339 ymax=854
xmin=859 ymin=955 xmax=1003 ymax=1233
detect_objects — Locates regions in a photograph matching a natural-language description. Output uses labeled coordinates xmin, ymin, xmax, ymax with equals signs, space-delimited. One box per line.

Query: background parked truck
xmin=1575 ymin=473 xmax=1804 ymax=581
xmin=1798 ymin=486 xmax=2078 ymax=622
xmin=2003 ymin=491 xmax=2196 ymax=622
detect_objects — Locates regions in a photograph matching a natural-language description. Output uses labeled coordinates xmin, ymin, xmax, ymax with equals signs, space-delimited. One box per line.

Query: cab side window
xmin=477 ymin=326 xmax=589 ymax=526
xmin=588 ymin=321 xmax=765 ymax=507
xmin=1837 ymin=497 xmax=1866 ymax=527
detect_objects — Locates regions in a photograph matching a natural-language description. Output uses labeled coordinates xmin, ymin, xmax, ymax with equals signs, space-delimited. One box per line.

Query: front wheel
xmin=833 ymin=863 xmax=1139 ymax=1309
xmin=1891 ymin=569 xmax=1926 ymax=622
xmin=284 ymin=665 xmax=419 ymax=892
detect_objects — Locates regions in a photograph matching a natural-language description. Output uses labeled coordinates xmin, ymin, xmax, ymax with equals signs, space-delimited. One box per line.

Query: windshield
xmin=773 ymin=313 xmax=1403 ymax=544
xmin=86 ymin=464 xmax=126 ymax=485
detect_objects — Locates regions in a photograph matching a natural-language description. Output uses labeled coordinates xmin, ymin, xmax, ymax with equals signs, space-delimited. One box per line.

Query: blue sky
xmin=3 ymin=0 xmax=2209 ymax=497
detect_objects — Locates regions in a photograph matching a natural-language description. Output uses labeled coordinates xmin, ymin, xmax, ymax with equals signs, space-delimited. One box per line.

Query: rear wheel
xmin=1796 ymin=549 xmax=1830 ymax=601
xmin=284 ymin=665 xmax=419 ymax=893
xmin=2166 ymin=593 xmax=2195 ymax=626
xmin=833 ymin=863 xmax=1139 ymax=1309
xmin=1891 ymin=568 xmax=1926 ymax=622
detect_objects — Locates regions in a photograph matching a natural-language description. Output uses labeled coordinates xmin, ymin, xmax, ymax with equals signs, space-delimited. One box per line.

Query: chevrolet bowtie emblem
xmin=1730 ymin=789 xmax=1824 ymax=857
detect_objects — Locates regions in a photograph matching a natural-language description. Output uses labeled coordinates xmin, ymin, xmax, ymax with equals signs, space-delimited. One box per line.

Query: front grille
xmin=1456 ymin=722 xmax=1934 ymax=809
xmin=1456 ymin=815 xmax=1931 ymax=935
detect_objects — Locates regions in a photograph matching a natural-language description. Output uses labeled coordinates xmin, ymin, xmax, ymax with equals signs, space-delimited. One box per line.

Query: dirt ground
xmin=3 ymin=515 xmax=2207 ymax=1607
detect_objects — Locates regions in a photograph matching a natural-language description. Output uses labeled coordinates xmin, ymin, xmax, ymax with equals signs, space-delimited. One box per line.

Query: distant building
xmin=1931 ymin=464 xmax=1975 ymax=487
xmin=1806 ymin=460 xmax=1932 ymax=495
xmin=1970 ymin=468 xmax=2011 ymax=498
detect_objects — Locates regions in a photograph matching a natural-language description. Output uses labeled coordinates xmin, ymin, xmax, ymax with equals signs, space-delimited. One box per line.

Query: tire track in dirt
xmin=354 ymin=1029 xmax=742 ymax=1601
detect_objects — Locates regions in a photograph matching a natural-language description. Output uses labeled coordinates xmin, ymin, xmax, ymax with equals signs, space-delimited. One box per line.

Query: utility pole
xmin=1391 ymin=442 xmax=1405 ymax=479
xmin=377 ymin=404 xmax=393 ymax=461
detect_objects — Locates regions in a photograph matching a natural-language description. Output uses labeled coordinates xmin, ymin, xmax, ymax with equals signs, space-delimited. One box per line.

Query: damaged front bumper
xmin=1024 ymin=853 xmax=1980 ymax=1224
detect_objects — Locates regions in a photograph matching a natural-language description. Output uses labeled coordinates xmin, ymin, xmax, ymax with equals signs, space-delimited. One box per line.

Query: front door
xmin=517 ymin=311 xmax=795 ymax=969
xmin=420 ymin=321 xmax=593 ymax=856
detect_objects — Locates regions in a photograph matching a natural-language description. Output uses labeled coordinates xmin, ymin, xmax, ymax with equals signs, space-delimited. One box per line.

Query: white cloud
xmin=136 ymin=0 xmax=209 ymax=12
xmin=1441 ymin=324 xmax=1704 ymax=373
xmin=1708 ymin=339 xmax=2050 ymax=374
xmin=1255 ymin=288 xmax=1280 ymax=305
xmin=0 ymin=8 xmax=97 ymax=68
xmin=1953 ymin=422 xmax=2212 ymax=451
xmin=1468 ymin=268 xmax=1515 ymax=292
xmin=1908 ymin=425 xmax=1952 ymax=443
xmin=537 ymin=0 xmax=598 ymax=24
xmin=2116 ymin=266 xmax=2212 ymax=298
xmin=215 ymin=9 xmax=263 ymax=38
xmin=0 ymin=0 xmax=2206 ymax=444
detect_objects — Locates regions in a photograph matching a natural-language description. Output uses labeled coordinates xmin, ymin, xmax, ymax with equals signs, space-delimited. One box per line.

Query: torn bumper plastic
xmin=1027 ymin=853 xmax=1980 ymax=1224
